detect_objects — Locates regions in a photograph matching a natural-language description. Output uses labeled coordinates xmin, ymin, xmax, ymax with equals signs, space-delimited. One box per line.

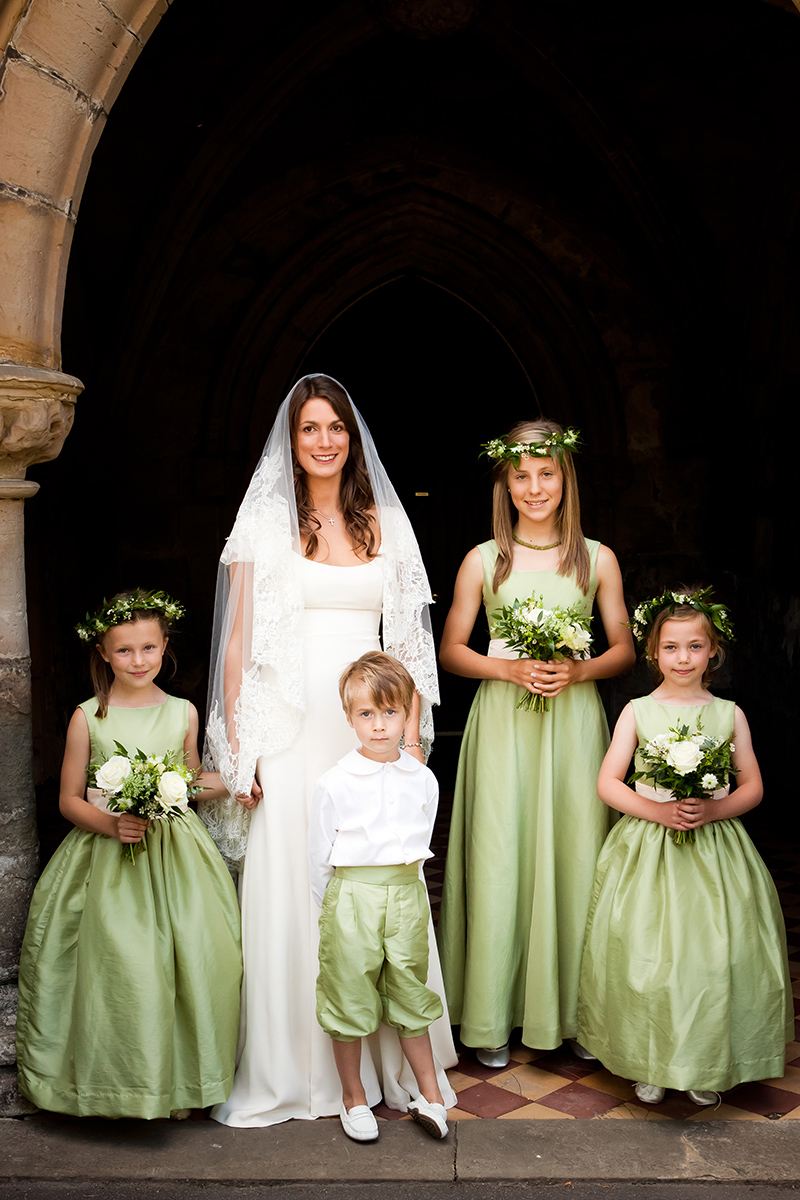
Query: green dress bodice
xmin=79 ymin=694 xmax=189 ymax=763
xmin=631 ymin=693 xmax=735 ymax=776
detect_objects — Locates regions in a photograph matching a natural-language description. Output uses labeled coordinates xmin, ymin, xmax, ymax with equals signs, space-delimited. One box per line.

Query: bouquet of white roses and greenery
xmin=88 ymin=742 xmax=202 ymax=862
xmin=627 ymin=716 xmax=737 ymax=844
xmin=490 ymin=592 xmax=593 ymax=714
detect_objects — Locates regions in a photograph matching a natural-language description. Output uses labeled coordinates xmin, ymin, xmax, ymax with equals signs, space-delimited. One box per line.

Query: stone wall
xmin=0 ymin=0 xmax=170 ymax=1117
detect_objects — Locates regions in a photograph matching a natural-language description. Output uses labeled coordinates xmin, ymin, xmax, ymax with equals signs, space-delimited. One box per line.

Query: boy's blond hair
xmin=339 ymin=651 xmax=415 ymax=718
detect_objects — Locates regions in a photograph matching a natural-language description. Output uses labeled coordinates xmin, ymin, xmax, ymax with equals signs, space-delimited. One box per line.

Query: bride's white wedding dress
xmin=211 ymin=554 xmax=457 ymax=1127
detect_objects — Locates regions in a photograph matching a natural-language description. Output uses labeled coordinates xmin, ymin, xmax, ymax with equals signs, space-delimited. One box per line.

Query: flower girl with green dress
xmin=577 ymin=589 xmax=793 ymax=1105
xmin=16 ymin=590 xmax=243 ymax=1119
xmin=437 ymin=421 xmax=635 ymax=1065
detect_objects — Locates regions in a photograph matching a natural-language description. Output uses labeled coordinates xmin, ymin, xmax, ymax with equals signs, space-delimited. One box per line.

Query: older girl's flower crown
xmin=76 ymin=589 xmax=185 ymax=642
xmin=629 ymin=586 xmax=734 ymax=647
xmin=481 ymin=427 xmax=581 ymax=468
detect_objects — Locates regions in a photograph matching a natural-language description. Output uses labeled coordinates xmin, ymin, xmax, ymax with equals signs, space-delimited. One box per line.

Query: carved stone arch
xmin=207 ymin=189 xmax=633 ymax=467
xmin=0 ymin=0 xmax=171 ymax=370
xmin=113 ymin=117 xmax=678 ymax=480
xmin=101 ymin=2 xmax=696 ymax=434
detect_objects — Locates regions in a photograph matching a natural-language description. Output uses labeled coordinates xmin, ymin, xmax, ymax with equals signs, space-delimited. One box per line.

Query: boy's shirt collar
xmin=338 ymin=747 xmax=422 ymax=775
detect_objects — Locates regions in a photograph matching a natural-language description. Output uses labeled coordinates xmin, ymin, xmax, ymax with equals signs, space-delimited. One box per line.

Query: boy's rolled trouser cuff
xmin=316 ymin=863 xmax=443 ymax=1041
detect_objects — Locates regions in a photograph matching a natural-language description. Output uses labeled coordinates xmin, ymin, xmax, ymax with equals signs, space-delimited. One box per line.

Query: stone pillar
xmin=0 ymin=362 xmax=82 ymax=1115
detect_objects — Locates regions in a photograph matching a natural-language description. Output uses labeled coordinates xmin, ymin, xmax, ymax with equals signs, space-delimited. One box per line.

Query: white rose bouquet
xmin=88 ymin=741 xmax=202 ymax=862
xmin=628 ymin=716 xmax=737 ymax=844
xmin=490 ymin=592 xmax=593 ymax=713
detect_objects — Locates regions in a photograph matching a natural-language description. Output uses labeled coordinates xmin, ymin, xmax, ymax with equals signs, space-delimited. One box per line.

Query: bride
xmin=202 ymin=374 xmax=457 ymax=1126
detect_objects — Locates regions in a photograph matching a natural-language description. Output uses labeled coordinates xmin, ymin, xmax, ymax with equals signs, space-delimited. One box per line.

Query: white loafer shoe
xmin=634 ymin=1082 xmax=666 ymax=1105
xmin=407 ymin=1095 xmax=449 ymax=1139
xmin=686 ymin=1089 xmax=719 ymax=1107
xmin=340 ymin=1103 xmax=379 ymax=1142
xmin=476 ymin=1043 xmax=511 ymax=1068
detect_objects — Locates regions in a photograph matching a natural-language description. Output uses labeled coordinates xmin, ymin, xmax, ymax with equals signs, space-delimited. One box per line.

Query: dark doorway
xmin=298 ymin=276 xmax=536 ymax=774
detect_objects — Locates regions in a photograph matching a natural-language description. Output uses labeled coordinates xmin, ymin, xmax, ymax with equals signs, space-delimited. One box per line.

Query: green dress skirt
xmin=16 ymin=696 xmax=242 ymax=1118
xmin=438 ymin=539 xmax=611 ymax=1050
xmin=577 ymin=694 xmax=793 ymax=1091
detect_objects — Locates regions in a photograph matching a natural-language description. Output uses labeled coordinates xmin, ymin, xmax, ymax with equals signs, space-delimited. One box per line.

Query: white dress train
xmin=211 ymin=554 xmax=457 ymax=1126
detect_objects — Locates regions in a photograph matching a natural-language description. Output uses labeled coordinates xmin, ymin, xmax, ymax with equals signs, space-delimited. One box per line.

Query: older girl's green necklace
xmin=512 ymin=532 xmax=562 ymax=551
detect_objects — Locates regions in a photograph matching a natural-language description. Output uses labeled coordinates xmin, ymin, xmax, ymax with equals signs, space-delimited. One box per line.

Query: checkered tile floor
xmin=387 ymin=817 xmax=800 ymax=1124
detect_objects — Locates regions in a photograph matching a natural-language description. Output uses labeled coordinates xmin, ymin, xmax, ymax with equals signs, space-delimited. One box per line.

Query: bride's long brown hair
xmin=288 ymin=375 xmax=378 ymax=560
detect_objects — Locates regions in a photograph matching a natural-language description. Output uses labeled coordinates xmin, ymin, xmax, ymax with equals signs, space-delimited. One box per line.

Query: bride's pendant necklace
xmin=314 ymin=508 xmax=339 ymax=527
xmin=513 ymin=531 xmax=562 ymax=551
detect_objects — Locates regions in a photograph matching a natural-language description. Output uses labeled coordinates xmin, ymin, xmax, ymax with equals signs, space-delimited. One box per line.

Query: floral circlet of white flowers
xmin=480 ymin=427 xmax=581 ymax=466
xmin=628 ymin=586 xmax=734 ymax=648
xmin=75 ymin=588 xmax=185 ymax=642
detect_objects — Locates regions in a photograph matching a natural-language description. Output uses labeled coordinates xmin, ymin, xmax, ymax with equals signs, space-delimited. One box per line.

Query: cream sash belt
xmin=487 ymin=639 xmax=518 ymax=660
xmin=86 ymin=786 xmax=117 ymax=816
xmin=634 ymin=781 xmax=730 ymax=804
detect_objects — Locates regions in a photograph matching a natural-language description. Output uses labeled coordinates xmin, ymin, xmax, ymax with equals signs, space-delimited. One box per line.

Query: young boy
xmin=308 ymin=651 xmax=449 ymax=1143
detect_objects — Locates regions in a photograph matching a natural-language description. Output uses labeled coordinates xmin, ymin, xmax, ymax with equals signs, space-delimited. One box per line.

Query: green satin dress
xmin=577 ymin=695 xmax=793 ymax=1091
xmin=438 ymin=539 xmax=611 ymax=1050
xmin=16 ymin=696 xmax=242 ymax=1118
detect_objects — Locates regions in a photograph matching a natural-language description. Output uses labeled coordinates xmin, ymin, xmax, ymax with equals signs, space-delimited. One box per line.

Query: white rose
xmin=665 ymin=741 xmax=704 ymax=775
xmin=559 ymin=623 xmax=592 ymax=654
xmin=157 ymin=770 xmax=189 ymax=810
xmin=646 ymin=733 xmax=672 ymax=754
xmin=95 ymin=755 xmax=132 ymax=793
xmin=701 ymin=773 xmax=719 ymax=790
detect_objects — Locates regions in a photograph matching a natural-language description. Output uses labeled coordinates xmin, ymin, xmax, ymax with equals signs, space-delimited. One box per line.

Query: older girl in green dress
xmin=437 ymin=421 xmax=634 ymax=1065
xmin=16 ymin=590 xmax=243 ymax=1119
xmin=577 ymin=590 xmax=792 ymax=1104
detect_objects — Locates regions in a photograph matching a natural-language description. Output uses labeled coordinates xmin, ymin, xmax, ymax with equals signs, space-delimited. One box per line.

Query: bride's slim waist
xmin=303 ymin=608 xmax=382 ymax=636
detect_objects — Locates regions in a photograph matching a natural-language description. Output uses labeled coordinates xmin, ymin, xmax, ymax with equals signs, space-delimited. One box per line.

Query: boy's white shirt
xmin=308 ymin=747 xmax=438 ymax=907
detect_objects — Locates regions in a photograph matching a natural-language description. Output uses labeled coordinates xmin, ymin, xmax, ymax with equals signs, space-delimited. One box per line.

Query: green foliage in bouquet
xmin=490 ymin=592 xmax=593 ymax=714
xmin=88 ymin=741 xmax=202 ymax=862
xmin=628 ymin=715 xmax=737 ymax=844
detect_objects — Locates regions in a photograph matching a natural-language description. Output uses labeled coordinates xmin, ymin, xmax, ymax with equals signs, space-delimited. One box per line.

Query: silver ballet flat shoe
xmin=476 ymin=1043 xmax=511 ymax=1069
xmin=634 ymin=1082 xmax=666 ymax=1105
xmin=686 ymin=1089 xmax=719 ymax=1107
xmin=567 ymin=1038 xmax=598 ymax=1062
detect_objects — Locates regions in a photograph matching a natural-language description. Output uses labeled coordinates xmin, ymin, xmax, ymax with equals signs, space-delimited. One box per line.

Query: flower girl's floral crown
xmin=629 ymin=586 xmax=734 ymax=647
xmin=481 ymin=427 xmax=581 ymax=468
xmin=75 ymin=589 xmax=185 ymax=642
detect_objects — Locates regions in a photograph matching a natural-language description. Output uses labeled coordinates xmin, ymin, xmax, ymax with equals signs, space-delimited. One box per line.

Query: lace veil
xmin=201 ymin=375 xmax=439 ymax=868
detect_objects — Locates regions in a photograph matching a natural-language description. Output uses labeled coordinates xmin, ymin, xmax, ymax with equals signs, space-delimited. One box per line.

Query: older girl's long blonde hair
xmin=491 ymin=418 xmax=590 ymax=594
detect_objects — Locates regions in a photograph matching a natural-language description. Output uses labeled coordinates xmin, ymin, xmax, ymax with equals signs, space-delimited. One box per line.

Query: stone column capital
xmin=0 ymin=362 xmax=83 ymax=480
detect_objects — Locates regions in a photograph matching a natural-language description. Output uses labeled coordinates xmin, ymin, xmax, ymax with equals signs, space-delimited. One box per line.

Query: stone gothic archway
xmin=3 ymin=0 xmax=800 ymax=1116
xmin=0 ymin=0 xmax=171 ymax=1113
